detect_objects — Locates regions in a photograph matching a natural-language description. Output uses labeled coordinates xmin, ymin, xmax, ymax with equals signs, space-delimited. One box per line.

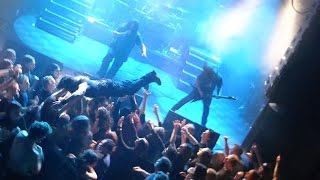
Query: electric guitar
xmin=191 ymin=94 xmax=236 ymax=102
xmin=190 ymin=84 xmax=236 ymax=102
xmin=212 ymin=95 xmax=236 ymax=100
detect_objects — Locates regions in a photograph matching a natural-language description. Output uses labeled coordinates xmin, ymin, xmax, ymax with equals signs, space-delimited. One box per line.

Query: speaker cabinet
xmin=163 ymin=110 xmax=220 ymax=150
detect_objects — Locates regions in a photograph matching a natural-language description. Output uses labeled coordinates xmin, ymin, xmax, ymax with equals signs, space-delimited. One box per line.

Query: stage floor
xmin=13 ymin=14 xmax=251 ymax=150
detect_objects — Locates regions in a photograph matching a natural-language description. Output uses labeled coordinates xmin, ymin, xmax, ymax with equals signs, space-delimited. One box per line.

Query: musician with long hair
xmin=97 ymin=20 xmax=147 ymax=79
xmin=171 ymin=65 xmax=223 ymax=126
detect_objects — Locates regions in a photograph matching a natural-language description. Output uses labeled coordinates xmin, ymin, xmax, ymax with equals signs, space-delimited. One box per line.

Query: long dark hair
xmin=57 ymin=76 xmax=82 ymax=92
xmin=125 ymin=20 xmax=139 ymax=34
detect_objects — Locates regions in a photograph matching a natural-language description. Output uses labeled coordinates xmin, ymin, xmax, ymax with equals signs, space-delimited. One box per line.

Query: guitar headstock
xmin=228 ymin=96 xmax=237 ymax=100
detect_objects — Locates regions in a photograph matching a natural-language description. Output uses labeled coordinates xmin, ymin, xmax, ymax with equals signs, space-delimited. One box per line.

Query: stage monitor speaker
xmin=163 ymin=110 xmax=220 ymax=150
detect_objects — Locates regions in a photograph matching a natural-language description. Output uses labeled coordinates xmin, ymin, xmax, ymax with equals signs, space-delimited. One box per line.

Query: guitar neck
xmin=212 ymin=95 xmax=236 ymax=100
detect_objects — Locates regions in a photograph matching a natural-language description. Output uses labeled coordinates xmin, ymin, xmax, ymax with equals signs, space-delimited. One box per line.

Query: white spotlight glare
xmin=87 ymin=17 xmax=96 ymax=23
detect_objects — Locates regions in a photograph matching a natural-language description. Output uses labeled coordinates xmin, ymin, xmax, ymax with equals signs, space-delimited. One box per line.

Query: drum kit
xmin=90 ymin=0 xmax=191 ymax=51
xmin=93 ymin=0 xmax=189 ymax=31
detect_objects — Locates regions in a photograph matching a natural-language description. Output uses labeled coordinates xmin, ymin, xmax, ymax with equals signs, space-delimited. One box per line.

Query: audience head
xmin=42 ymin=75 xmax=56 ymax=92
xmin=71 ymin=115 xmax=91 ymax=134
xmin=57 ymin=75 xmax=80 ymax=92
xmin=201 ymin=129 xmax=215 ymax=143
xmin=145 ymin=171 xmax=169 ymax=180
xmin=97 ymin=139 xmax=115 ymax=155
xmin=6 ymin=81 xmax=20 ymax=97
xmin=231 ymin=144 xmax=243 ymax=157
xmin=177 ymin=143 xmax=192 ymax=162
xmin=258 ymin=162 xmax=273 ymax=179
xmin=28 ymin=121 xmax=52 ymax=142
xmin=22 ymin=54 xmax=36 ymax=72
xmin=184 ymin=167 xmax=195 ymax=180
xmin=162 ymin=146 xmax=178 ymax=163
xmin=210 ymin=151 xmax=225 ymax=171
xmin=126 ymin=19 xmax=139 ymax=34
xmin=79 ymin=149 xmax=98 ymax=166
xmin=2 ymin=48 xmax=16 ymax=63
xmin=154 ymin=126 xmax=165 ymax=140
xmin=224 ymin=154 xmax=240 ymax=170
xmin=183 ymin=123 xmax=195 ymax=136
xmin=134 ymin=137 xmax=149 ymax=153
xmin=197 ymin=148 xmax=212 ymax=165
xmin=46 ymin=63 xmax=61 ymax=80
xmin=16 ymin=74 xmax=30 ymax=91
xmin=154 ymin=156 xmax=172 ymax=174
xmin=0 ymin=58 xmax=13 ymax=70
xmin=193 ymin=163 xmax=208 ymax=180
xmin=6 ymin=101 xmax=24 ymax=123
xmin=119 ymin=107 xmax=131 ymax=118
xmin=56 ymin=113 xmax=70 ymax=129
xmin=96 ymin=106 xmax=113 ymax=129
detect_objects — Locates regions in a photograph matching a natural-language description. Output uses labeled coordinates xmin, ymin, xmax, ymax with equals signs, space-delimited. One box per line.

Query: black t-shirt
xmin=38 ymin=88 xmax=52 ymax=104
xmin=196 ymin=72 xmax=223 ymax=95
xmin=109 ymin=26 xmax=143 ymax=57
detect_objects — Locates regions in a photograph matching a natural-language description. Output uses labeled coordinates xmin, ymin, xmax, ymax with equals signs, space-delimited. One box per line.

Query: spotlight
xmin=268 ymin=102 xmax=280 ymax=113
xmin=87 ymin=17 xmax=97 ymax=23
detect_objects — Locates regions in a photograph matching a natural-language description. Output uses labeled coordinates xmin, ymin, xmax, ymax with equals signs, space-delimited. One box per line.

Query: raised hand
xmin=13 ymin=64 xmax=22 ymax=77
xmin=153 ymin=104 xmax=159 ymax=114
xmin=106 ymin=102 xmax=114 ymax=111
xmin=118 ymin=116 xmax=125 ymax=128
xmin=276 ymin=155 xmax=281 ymax=163
xmin=132 ymin=166 xmax=143 ymax=172
xmin=224 ymin=136 xmax=229 ymax=142
xmin=181 ymin=119 xmax=186 ymax=127
xmin=141 ymin=51 xmax=147 ymax=58
xmin=143 ymin=88 xmax=151 ymax=98
xmin=51 ymin=100 xmax=63 ymax=110
xmin=146 ymin=120 xmax=154 ymax=130
xmin=173 ymin=120 xmax=181 ymax=129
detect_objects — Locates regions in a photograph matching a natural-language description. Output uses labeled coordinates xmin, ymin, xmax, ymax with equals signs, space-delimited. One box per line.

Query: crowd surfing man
xmin=171 ymin=65 xmax=222 ymax=126
xmin=53 ymin=70 xmax=161 ymax=108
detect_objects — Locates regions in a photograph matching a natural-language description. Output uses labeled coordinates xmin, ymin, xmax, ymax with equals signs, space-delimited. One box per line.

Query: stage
xmin=12 ymin=14 xmax=251 ymax=150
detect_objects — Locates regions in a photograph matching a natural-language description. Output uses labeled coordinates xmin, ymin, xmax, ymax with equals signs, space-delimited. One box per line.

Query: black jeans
xmin=96 ymin=71 xmax=156 ymax=97
xmin=97 ymin=49 xmax=128 ymax=79
xmin=171 ymin=91 xmax=212 ymax=126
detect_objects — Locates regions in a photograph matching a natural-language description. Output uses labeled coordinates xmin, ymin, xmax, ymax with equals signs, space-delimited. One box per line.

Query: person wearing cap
xmin=171 ymin=64 xmax=223 ymax=126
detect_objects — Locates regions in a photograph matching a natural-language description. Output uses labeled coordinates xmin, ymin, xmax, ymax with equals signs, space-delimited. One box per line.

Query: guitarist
xmin=171 ymin=65 xmax=223 ymax=126
xmin=97 ymin=19 xmax=147 ymax=79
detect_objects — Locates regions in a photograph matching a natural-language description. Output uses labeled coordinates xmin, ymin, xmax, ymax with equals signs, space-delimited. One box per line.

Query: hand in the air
xmin=51 ymin=101 xmax=63 ymax=110
xmin=141 ymin=51 xmax=147 ymax=58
